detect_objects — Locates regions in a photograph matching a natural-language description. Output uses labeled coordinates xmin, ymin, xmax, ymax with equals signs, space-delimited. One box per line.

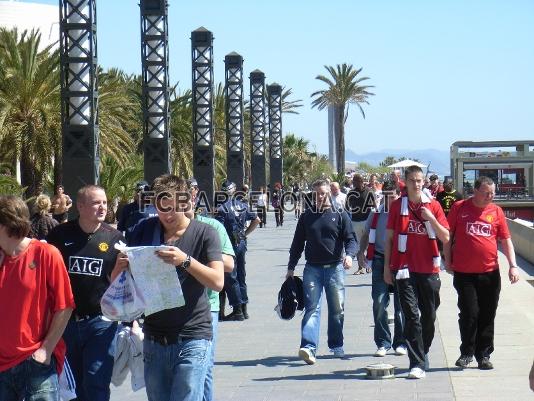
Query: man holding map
xmin=118 ymin=174 xmax=224 ymax=401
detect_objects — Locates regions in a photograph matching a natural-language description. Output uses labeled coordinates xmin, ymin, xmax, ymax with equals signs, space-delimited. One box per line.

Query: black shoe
xmin=222 ymin=306 xmax=244 ymax=321
xmin=242 ymin=304 xmax=249 ymax=319
xmin=478 ymin=357 xmax=493 ymax=370
xmin=455 ymin=355 xmax=473 ymax=368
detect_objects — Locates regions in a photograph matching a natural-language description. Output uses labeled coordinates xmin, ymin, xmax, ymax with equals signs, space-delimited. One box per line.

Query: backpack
xmin=275 ymin=276 xmax=304 ymax=320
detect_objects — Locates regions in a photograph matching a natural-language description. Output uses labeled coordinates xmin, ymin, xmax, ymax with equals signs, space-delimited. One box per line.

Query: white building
xmin=0 ymin=0 xmax=59 ymax=50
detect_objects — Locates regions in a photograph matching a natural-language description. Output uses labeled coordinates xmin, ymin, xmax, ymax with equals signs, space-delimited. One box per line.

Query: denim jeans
xmin=371 ymin=255 xmax=405 ymax=349
xmin=0 ymin=355 xmax=59 ymax=401
xmin=144 ymin=337 xmax=211 ymax=401
xmin=63 ymin=316 xmax=118 ymax=401
xmin=203 ymin=312 xmax=219 ymax=401
xmin=300 ymin=263 xmax=345 ymax=355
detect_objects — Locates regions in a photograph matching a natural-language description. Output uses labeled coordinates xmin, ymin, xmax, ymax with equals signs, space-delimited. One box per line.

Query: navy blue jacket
xmin=288 ymin=207 xmax=357 ymax=270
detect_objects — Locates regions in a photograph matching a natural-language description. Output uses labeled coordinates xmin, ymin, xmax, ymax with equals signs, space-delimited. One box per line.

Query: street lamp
xmin=249 ymin=70 xmax=266 ymax=191
xmin=224 ymin=52 xmax=244 ymax=188
xmin=267 ymin=83 xmax=283 ymax=190
xmin=140 ymin=0 xmax=170 ymax=183
xmin=191 ymin=27 xmax=214 ymax=208
xmin=59 ymin=0 xmax=99 ymax=204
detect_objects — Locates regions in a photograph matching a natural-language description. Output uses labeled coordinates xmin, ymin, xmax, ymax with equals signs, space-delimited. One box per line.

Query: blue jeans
xmin=300 ymin=263 xmax=345 ymax=355
xmin=63 ymin=316 xmax=118 ymax=401
xmin=371 ymin=255 xmax=405 ymax=349
xmin=0 ymin=356 xmax=59 ymax=401
xmin=203 ymin=312 xmax=219 ymax=401
xmin=144 ymin=337 xmax=211 ymax=401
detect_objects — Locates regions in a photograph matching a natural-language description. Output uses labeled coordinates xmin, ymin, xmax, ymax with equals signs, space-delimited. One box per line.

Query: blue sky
xmin=30 ymin=0 xmax=534 ymax=155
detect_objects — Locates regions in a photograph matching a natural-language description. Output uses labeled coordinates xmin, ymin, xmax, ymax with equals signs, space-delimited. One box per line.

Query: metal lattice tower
xmin=140 ymin=0 xmax=170 ymax=183
xmin=224 ymin=52 xmax=244 ymax=188
xmin=191 ymin=27 xmax=215 ymax=208
xmin=59 ymin=0 xmax=99 ymax=203
xmin=267 ymin=83 xmax=283 ymax=189
xmin=249 ymin=70 xmax=267 ymax=191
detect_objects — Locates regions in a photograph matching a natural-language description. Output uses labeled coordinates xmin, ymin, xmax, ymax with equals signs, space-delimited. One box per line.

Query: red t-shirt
xmin=0 ymin=239 xmax=75 ymax=372
xmin=447 ymin=199 xmax=510 ymax=273
xmin=387 ymin=198 xmax=449 ymax=273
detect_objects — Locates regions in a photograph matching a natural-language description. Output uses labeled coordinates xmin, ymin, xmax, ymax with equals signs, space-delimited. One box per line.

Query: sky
xmin=26 ymin=0 xmax=534 ymax=156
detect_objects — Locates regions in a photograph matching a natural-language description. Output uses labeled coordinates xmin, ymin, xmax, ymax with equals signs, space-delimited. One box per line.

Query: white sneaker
xmin=374 ymin=347 xmax=387 ymax=357
xmin=407 ymin=367 xmax=426 ymax=379
xmin=298 ymin=347 xmax=316 ymax=365
xmin=330 ymin=347 xmax=345 ymax=358
xmin=395 ymin=345 xmax=407 ymax=356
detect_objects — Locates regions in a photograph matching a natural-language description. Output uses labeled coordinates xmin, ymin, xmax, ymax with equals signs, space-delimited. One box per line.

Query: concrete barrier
xmin=507 ymin=218 xmax=534 ymax=265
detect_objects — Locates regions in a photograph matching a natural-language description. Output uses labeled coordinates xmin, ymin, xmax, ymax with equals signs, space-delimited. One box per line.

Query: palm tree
xmin=311 ymin=63 xmax=374 ymax=175
xmin=283 ymin=133 xmax=311 ymax=185
xmin=0 ymin=28 xmax=60 ymax=196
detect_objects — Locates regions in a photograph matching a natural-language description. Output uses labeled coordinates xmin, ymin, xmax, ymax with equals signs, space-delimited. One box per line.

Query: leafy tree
xmin=311 ymin=63 xmax=374 ymax=175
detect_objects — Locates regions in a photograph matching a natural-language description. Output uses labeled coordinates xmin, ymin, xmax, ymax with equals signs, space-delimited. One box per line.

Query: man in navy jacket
xmin=286 ymin=179 xmax=357 ymax=365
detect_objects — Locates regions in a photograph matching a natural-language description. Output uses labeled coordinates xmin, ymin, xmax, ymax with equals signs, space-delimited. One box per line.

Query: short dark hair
xmin=312 ymin=179 xmax=329 ymax=190
xmin=382 ymin=180 xmax=398 ymax=193
xmin=404 ymin=165 xmax=423 ymax=179
xmin=429 ymin=174 xmax=439 ymax=181
xmin=152 ymin=174 xmax=187 ymax=195
xmin=474 ymin=176 xmax=494 ymax=190
xmin=0 ymin=195 xmax=31 ymax=238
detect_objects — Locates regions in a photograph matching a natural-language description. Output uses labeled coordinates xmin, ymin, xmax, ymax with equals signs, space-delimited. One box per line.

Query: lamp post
xmin=140 ymin=0 xmax=170 ymax=183
xmin=191 ymin=27 xmax=214 ymax=208
xmin=249 ymin=70 xmax=266 ymax=191
xmin=224 ymin=52 xmax=244 ymax=188
xmin=267 ymin=83 xmax=283 ymax=190
xmin=59 ymin=0 xmax=99 ymax=204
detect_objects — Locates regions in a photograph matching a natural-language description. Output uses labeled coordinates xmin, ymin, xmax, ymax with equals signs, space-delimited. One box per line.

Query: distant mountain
xmin=345 ymin=148 xmax=450 ymax=176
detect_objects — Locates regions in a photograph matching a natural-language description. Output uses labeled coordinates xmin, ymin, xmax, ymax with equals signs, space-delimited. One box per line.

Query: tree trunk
xmin=20 ymin=145 xmax=37 ymax=198
xmin=335 ymin=104 xmax=345 ymax=176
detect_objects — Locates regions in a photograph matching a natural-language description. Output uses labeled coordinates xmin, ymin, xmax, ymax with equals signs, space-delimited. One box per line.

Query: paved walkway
xmin=111 ymin=212 xmax=534 ymax=401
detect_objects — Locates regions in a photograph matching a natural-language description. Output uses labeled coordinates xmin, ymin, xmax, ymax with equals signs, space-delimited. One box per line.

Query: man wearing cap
xmin=428 ymin=175 xmax=444 ymax=198
xmin=216 ymin=180 xmax=260 ymax=321
xmin=117 ymin=181 xmax=157 ymax=236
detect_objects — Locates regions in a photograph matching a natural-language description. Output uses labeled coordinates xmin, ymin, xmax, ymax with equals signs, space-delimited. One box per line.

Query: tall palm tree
xmin=0 ymin=28 xmax=60 ymax=196
xmin=283 ymin=133 xmax=311 ymax=185
xmin=311 ymin=63 xmax=374 ymax=175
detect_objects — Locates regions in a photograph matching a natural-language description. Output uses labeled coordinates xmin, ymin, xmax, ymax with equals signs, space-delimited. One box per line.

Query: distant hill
xmin=345 ymin=148 xmax=450 ymax=176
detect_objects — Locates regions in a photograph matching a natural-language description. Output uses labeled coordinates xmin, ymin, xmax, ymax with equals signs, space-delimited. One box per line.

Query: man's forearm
xmin=501 ymin=238 xmax=518 ymax=267
xmin=41 ymin=308 xmax=73 ymax=354
xmin=245 ymin=218 xmax=260 ymax=236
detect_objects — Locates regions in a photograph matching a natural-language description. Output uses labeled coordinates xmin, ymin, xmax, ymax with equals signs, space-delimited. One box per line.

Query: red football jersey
xmin=447 ymin=198 xmax=510 ymax=273
xmin=0 ymin=240 xmax=75 ymax=372
xmin=387 ymin=198 xmax=449 ymax=273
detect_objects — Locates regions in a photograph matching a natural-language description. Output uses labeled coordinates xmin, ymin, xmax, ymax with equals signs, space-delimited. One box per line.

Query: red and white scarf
xmin=365 ymin=211 xmax=381 ymax=269
xmin=389 ymin=192 xmax=441 ymax=271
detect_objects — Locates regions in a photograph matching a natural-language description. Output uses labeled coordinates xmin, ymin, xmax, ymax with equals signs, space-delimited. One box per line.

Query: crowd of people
xmin=0 ymin=165 xmax=526 ymax=401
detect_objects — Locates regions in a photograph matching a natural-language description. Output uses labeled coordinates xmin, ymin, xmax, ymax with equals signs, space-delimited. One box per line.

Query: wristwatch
xmin=181 ymin=255 xmax=191 ymax=270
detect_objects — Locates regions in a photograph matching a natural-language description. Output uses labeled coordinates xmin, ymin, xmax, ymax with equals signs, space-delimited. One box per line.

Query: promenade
xmin=112 ymin=212 xmax=534 ymax=401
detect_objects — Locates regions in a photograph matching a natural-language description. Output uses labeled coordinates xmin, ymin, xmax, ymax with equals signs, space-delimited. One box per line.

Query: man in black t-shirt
xmin=436 ymin=178 xmax=463 ymax=216
xmin=116 ymin=174 xmax=223 ymax=401
xmin=47 ymin=185 xmax=124 ymax=401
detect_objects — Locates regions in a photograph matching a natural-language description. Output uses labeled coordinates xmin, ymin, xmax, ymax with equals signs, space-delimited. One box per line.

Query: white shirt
xmin=331 ymin=192 xmax=347 ymax=210
xmin=257 ymin=193 xmax=267 ymax=207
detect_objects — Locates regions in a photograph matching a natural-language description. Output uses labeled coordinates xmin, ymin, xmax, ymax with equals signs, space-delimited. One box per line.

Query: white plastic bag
xmin=101 ymin=271 xmax=145 ymax=321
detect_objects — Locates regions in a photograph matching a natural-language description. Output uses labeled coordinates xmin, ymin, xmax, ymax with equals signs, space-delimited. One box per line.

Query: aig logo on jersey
xmin=407 ymin=220 xmax=427 ymax=235
xmin=69 ymin=256 xmax=104 ymax=276
xmin=466 ymin=222 xmax=491 ymax=237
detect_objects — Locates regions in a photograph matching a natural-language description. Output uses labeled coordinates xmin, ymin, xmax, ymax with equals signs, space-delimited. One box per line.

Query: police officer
xmin=216 ymin=180 xmax=260 ymax=321
xmin=117 ymin=180 xmax=157 ymax=236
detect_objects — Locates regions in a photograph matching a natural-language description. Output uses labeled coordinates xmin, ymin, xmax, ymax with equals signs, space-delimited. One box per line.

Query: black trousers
xmin=395 ymin=272 xmax=441 ymax=369
xmin=275 ymin=207 xmax=284 ymax=226
xmin=453 ymin=269 xmax=501 ymax=360
xmin=257 ymin=206 xmax=267 ymax=227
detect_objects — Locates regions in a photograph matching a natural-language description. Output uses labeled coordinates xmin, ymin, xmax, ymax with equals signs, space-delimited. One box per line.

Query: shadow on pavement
xmin=253 ymin=368 xmax=369 ymax=382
